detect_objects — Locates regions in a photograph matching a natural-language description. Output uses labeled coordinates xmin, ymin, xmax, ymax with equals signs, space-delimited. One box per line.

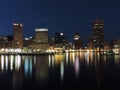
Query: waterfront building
xmin=23 ymin=37 xmax=34 ymax=47
xmin=54 ymin=32 xmax=67 ymax=48
xmin=88 ymin=36 xmax=93 ymax=49
xmin=29 ymin=28 xmax=49 ymax=52
xmin=0 ymin=36 xmax=13 ymax=49
xmin=110 ymin=38 xmax=120 ymax=49
xmin=12 ymin=23 xmax=23 ymax=48
xmin=74 ymin=32 xmax=82 ymax=49
xmin=92 ymin=19 xmax=104 ymax=49
xmin=49 ymin=38 xmax=55 ymax=49
xmin=0 ymin=36 xmax=8 ymax=48
xmin=110 ymin=38 xmax=120 ymax=54
xmin=7 ymin=36 xmax=13 ymax=48
xmin=104 ymin=42 xmax=110 ymax=51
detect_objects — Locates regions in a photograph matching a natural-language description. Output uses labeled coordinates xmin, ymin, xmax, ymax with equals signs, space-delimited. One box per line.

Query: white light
xmin=1 ymin=55 xmax=4 ymax=71
xmin=10 ymin=55 xmax=14 ymax=71
xmin=15 ymin=48 xmax=22 ymax=53
xmin=1 ymin=48 xmax=4 ymax=52
xmin=66 ymin=52 xmax=68 ymax=65
xmin=30 ymin=36 xmax=32 ymax=39
xmin=10 ymin=49 xmax=14 ymax=52
xmin=48 ymin=55 xmax=51 ymax=67
xmin=5 ymin=56 xmax=8 ymax=71
xmin=74 ymin=38 xmax=79 ymax=40
xmin=15 ymin=55 xmax=21 ymax=71
xmin=25 ymin=38 xmax=29 ymax=40
xmin=35 ymin=28 xmax=48 ymax=32
xmin=60 ymin=62 xmax=64 ymax=81
xmin=13 ymin=23 xmax=23 ymax=27
xmin=60 ymin=33 xmax=63 ymax=36
xmin=13 ymin=23 xmax=19 ymax=26
xmin=17 ymin=55 xmax=21 ymax=70
xmin=20 ymin=24 xmax=23 ymax=27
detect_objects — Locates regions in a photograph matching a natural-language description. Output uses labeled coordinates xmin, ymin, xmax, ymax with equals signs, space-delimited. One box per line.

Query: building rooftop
xmin=13 ymin=23 xmax=23 ymax=27
xmin=35 ymin=28 xmax=48 ymax=32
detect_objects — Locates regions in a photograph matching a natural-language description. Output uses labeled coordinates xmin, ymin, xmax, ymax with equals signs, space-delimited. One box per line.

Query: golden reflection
xmin=65 ymin=52 xmax=69 ymax=65
xmin=114 ymin=55 xmax=120 ymax=64
xmin=89 ymin=52 xmax=93 ymax=65
xmin=79 ymin=52 xmax=82 ymax=60
xmin=97 ymin=52 xmax=100 ymax=60
xmin=85 ymin=51 xmax=89 ymax=66
xmin=72 ymin=52 xmax=75 ymax=63
xmin=104 ymin=54 xmax=107 ymax=63
xmin=48 ymin=55 xmax=51 ymax=67
xmin=69 ymin=52 xmax=75 ymax=64
xmin=54 ymin=54 xmax=64 ymax=65
xmin=69 ymin=52 xmax=72 ymax=61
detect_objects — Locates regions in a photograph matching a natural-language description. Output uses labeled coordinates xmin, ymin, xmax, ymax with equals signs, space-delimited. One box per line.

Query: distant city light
xmin=74 ymin=37 xmax=79 ymax=40
xmin=60 ymin=33 xmax=63 ymax=36
xmin=25 ymin=38 xmax=29 ymax=40
xmin=30 ymin=36 xmax=32 ymax=39
xmin=35 ymin=28 xmax=48 ymax=32
xmin=13 ymin=23 xmax=23 ymax=27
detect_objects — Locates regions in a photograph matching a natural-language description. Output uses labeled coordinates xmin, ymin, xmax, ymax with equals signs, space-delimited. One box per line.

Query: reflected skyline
xmin=0 ymin=52 xmax=120 ymax=89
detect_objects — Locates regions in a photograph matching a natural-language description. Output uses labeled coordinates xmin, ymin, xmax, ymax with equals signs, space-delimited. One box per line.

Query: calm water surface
xmin=0 ymin=52 xmax=120 ymax=90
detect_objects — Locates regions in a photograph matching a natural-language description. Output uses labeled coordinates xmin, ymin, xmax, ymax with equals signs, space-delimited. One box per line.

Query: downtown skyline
xmin=0 ymin=0 xmax=120 ymax=44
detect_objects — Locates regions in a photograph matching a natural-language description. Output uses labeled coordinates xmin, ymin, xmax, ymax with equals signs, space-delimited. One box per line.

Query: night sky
xmin=0 ymin=0 xmax=120 ymax=45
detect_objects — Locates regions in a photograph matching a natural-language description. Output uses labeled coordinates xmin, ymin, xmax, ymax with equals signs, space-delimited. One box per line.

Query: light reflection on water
xmin=0 ymin=52 xmax=120 ymax=89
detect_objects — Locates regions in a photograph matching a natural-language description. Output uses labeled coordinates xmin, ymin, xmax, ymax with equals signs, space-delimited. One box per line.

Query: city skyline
xmin=0 ymin=0 xmax=120 ymax=44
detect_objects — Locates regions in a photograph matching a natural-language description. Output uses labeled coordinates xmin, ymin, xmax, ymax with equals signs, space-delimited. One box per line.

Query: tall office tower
xmin=13 ymin=23 xmax=23 ymax=48
xmin=74 ymin=32 xmax=82 ymax=49
xmin=54 ymin=32 xmax=66 ymax=46
xmin=92 ymin=19 xmax=104 ymax=48
xmin=0 ymin=36 xmax=8 ymax=48
xmin=34 ymin=28 xmax=49 ymax=50
xmin=49 ymin=38 xmax=55 ymax=48
xmin=88 ymin=36 xmax=93 ymax=49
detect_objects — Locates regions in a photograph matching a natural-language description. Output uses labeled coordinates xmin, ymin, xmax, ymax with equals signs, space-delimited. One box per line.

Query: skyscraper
xmin=32 ymin=28 xmax=49 ymax=51
xmin=92 ymin=19 xmax=104 ymax=49
xmin=74 ymin=32 xmax=82 ymax=49
xmin=54 ymin=32 xmax=66 ymax=47
xmin=13 ymin=23 xmax=23 ymax=48
xmin=35 ymin=28 xmax=48 ymax=44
